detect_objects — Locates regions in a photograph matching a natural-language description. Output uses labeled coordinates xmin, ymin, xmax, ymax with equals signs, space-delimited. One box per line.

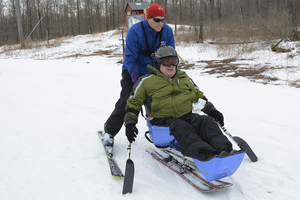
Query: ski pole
xmin=177 ymin=53 xmax=186 ymax=63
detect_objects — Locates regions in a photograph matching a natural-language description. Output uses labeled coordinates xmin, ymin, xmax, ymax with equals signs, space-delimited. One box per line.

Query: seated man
xmin=124 ymin=46 xmax=233 ymax=161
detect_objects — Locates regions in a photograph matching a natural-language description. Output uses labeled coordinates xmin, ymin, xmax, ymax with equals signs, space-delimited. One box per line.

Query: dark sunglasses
xmin=149 ymin=15 xmax=166 ymax=23
xmin=161 ymin=57 xmax=179 ymax=67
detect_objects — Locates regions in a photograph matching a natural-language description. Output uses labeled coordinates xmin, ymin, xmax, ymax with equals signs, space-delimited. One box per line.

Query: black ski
xmin=98 ymin=131 xmax=124 ymax=177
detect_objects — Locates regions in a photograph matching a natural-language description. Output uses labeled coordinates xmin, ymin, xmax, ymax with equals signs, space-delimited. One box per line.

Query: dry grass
xmin=0 ymin=45 xmax=19 ymax=54
xmin=111 ymin=28 xmax=124 ymax=36
xmin=289 ymin=79 xmax=300 ymax=88
xmin=0 ymin=38 xmax=66 ymax=54
xmin=23 ymin=38 xmax=65 ymax=49
xmin=179 ymin=58 xmax=299 ymax=87
xmin=59 ymin=48 xmax=120 ymax=59
xmin=174 ymin=26 xmax=199 ymax=43
xmin=216 ymin=43 xmax=265 ymax=57
xmin=175 ymin=31 xmax=199 ymax=43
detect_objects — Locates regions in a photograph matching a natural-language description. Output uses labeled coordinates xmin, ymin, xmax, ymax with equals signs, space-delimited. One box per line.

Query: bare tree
xmin=94 ymin=0 xmax=102 ymax=32
xmin=172 ymin=0 xmax=178 ymax=35
xmin=105 ymin=0 xmax=108 ymax=30
xmin=111 ymin=0 xmax=114 ymax=29
xmin=0 ymin=0 xmax=4 ymax=44
xmin=216 ymin=0 xmax=222 ymax=22
xmin=77 ymin=0 xmax=81 ymax=34
xmin=15 ymin=0 xmax=24 ymax=47
xmin=36 ymin=0 xmax=43 ymax=39
xmin=209 ymin=0 xmax=214 ymax=21
xmin=199 ymin=0 xmax=204 ymax=43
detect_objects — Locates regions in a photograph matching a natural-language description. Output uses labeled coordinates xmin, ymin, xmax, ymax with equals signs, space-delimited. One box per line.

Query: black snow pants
xmin=104 ymin=70 xmax=134 ymax=137
xmin=168 ymin=113 xmax=233 ymax=161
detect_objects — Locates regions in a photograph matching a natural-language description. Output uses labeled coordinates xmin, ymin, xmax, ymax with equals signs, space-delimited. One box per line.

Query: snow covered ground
xmin=0 ymin=28 xmax=300 ymax=200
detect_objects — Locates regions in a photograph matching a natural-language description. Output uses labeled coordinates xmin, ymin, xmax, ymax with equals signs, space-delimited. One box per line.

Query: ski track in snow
xmin=1 ymin=29 xmax=300 ymax=200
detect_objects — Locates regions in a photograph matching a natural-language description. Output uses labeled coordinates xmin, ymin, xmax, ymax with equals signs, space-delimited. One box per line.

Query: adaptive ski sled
xmin=145 ymin=117 xmax=257 ymax=192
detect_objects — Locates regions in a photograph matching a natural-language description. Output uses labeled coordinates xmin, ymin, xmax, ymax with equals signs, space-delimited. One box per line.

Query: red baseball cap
xmin=147 ymin=3 xmax=166 ymax=19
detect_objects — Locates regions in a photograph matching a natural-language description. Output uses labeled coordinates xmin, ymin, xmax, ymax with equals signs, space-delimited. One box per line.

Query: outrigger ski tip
xmin=217 ymin=123 xmax=258 ymax=162
xmin=122 ymin=142 xmax=135 ymax=195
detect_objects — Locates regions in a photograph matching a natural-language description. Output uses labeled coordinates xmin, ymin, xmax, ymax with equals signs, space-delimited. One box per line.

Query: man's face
xmin=160 ymin=64 xmax=177 ymax=78
xmin=147 ymin=16 xmax=165 ymax=32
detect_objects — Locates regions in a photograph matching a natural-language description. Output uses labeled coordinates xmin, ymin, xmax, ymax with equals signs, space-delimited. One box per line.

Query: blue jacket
xmin=122 ymin=20 xmax=175 ymax=81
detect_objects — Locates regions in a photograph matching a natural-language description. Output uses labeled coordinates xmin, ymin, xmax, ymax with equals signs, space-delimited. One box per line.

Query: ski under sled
xmin=146 ymin=147 xmax=235 ymax=192
xmin=145 ymin=119 xmax=246 ymax=182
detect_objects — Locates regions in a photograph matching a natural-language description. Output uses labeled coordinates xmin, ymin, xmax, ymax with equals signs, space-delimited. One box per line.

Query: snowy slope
xmin=1 ymin=29 xmax=300 ymax=200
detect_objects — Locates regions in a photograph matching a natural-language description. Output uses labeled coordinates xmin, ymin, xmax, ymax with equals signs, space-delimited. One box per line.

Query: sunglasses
xmin=161 ymin=57 xmax=179 ymax=67
xmin=149 ymin=15 xmax=166 ymax=23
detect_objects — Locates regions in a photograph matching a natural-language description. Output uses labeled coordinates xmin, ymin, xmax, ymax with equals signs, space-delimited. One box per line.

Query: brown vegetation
xmin=180 ymin=58 xmax=299 ymax=88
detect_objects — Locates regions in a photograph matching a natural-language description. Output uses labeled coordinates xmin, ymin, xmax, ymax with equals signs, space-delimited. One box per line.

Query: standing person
xmin=103 ymin=3 xmax=175 ymax=148
xmin=124 ymin=46 xmax=233 ymax=161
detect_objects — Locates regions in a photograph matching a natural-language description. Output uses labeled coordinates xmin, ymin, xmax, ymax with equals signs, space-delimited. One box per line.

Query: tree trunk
xmin=210 ymin=0 xmax=214 ymax=21
xmin=105 ymin=0 xmax=108 ymax=30
xmin=77 ymin=0 xmax=81 ymax=34
xmin=199 ymin=0 xmax=204 ymax=43
xmin=15 ymin=0 xmax=24 ymax=48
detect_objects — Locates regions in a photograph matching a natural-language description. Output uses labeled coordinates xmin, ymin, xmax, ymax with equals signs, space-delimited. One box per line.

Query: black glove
xmin=209 ymin=109 xmax=224 ymax=126
xmin=126 ymin=124 xmax=139 ymax=143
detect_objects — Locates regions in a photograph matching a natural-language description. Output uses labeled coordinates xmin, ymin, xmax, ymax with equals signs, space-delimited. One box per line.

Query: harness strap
xmin=141 ymin=21 xmax=150 ymax=52
xmin=139 ymin=21 xmax=163 ymax=57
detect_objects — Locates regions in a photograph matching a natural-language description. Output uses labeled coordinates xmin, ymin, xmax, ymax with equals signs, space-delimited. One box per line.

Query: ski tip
xmin=112 ymin=172 xmax=124 ymax=177
xmin=112 ymin=173 xmax=124 ymax=177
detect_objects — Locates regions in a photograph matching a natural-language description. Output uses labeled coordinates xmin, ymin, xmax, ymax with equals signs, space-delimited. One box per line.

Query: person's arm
xmin=123 ymin=28 xmax=140 ymax=75
xmin=124 ymin=78 xmax=147 ymax=125
xmin=124 ymin=77 xmax=147 ymax=142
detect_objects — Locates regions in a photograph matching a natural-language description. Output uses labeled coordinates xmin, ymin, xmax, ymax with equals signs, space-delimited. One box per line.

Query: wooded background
xmin=0 ymin=0 xmax=299 ymax=46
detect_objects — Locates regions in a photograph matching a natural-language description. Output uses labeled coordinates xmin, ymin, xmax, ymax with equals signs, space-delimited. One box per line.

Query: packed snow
xmin=0 ymin=27 xmax=300 ymax=200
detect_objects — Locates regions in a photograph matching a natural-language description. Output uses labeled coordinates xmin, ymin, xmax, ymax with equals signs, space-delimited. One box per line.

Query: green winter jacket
xmin=124 ymin=65 xmax=216 ymax=125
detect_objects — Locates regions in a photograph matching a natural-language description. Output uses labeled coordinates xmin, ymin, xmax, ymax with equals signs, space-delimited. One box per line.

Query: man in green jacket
xmin=124 ymin=46 xmax=233 ymax=161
